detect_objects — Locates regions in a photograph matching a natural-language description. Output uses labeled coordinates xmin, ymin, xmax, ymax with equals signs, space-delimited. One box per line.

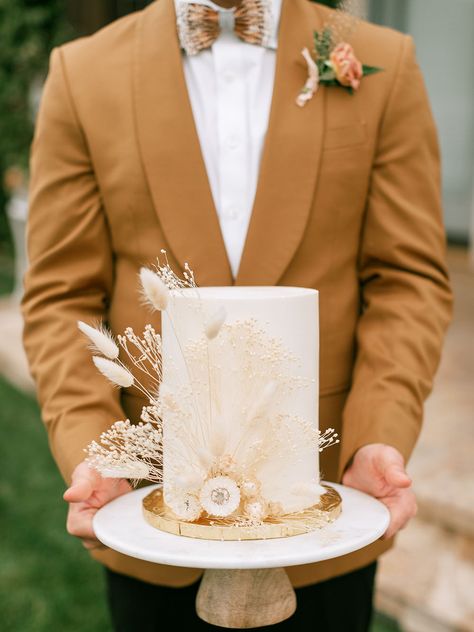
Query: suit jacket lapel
xmin=235 ymin=0 xmax=326 ymax=286
xmin=134 ymin=0 xmax=233 ymax=286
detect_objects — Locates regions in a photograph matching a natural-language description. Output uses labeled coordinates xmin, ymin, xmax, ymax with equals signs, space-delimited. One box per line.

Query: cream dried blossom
xmin=154 ymin=249 xmax=197 ymax=291
xmin=100 ymin=462 xmax=151 ymax=479
xmin=77 ymin=321 xmax=119 ymax=359
xmin=165 ymin=489 xmax=202 ymax=521
xmin=244 ymin=500 xmax=268 ymax=522
xmin=92 ymin=356 xmax=134 ymax=388
xmin=318 ymin=428 xmax=340 ymax=452
xmin=199 ymin=476 xmax=241 ymax=518
xmin=241 ymin=479 xmax=260 ymax=499
xmin=86 ymin=420 xmax=163 ymax=483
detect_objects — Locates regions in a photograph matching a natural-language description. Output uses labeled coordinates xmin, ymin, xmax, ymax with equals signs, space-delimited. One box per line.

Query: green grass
xmin=0 ymin=250 xmax=14 ymax=296
xmin=373 ymin=613 xmax=401 ymax=632
xmin=0 ymin=375 xmax=400 ymax=631
xmin=0 ymin=203 xmax=15 ymax=297
xmin=0 ymin=377 xmax=112 ymax=632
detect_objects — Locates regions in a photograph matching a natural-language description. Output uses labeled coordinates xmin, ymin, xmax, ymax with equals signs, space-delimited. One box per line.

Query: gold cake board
xmin=142 ymin=485 xmax=342 ymax=541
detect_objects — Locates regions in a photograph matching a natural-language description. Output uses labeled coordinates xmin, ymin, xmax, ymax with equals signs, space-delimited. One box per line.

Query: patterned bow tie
xmin=176 ymin=0 xmax=272 ymax=56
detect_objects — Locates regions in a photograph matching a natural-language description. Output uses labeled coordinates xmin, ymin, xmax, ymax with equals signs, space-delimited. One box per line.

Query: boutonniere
xmin=296 ymin=28 xmax=383 ymax=107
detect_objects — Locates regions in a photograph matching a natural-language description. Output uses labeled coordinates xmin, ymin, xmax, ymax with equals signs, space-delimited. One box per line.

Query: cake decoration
xmin=79 ymin=253 xmax=340 ymax=538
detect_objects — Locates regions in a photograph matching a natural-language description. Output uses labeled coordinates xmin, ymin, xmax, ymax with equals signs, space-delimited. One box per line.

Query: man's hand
xmin=342 ymin=443 xmax=417 ymax=539
xmin=63 ymin=462 xmax=132 ymax=550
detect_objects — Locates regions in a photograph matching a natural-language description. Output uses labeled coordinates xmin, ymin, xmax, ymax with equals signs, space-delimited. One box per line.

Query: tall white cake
xmin=160 ymin=286 xmax=325 ymax=522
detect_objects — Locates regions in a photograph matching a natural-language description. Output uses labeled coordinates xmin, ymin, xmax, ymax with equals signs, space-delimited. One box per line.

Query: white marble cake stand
xmin=94 ymin=482 xmax=390 ymax=629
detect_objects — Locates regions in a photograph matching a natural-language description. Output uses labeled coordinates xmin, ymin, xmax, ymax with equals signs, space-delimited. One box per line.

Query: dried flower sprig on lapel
xmin=296 ymin=4 xmax=382 ymax=107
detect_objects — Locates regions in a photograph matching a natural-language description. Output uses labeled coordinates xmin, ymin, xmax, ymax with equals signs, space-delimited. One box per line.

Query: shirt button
xmin=226 ymin=135 xmax=240 ymax=150
xmin=223 ymin=207 xmax=239 ymax=220
xmin=222 ymin=70 xmax=236 ymax=83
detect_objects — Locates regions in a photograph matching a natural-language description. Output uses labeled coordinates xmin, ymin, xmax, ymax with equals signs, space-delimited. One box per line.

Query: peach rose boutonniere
xmin=296 ymin=28 xmax=382 ymax=107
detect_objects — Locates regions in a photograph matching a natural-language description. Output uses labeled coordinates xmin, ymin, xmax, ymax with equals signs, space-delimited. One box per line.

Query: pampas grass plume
xmin=77 ymin=321 xmax=119 ymax=359
xmin=92 ymin=356 xmax=134 ymax=388
xmin=246 ymin=380 xmax=277 ymax=422
xmin=140 ymin=267 xmax=169 ymax=311
xmin=204 ymin=306 xmax=226 ymax=340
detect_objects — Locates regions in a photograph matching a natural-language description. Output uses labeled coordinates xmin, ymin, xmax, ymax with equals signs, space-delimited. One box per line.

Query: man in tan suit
xmin=22 ymin=0 xmax=452 ymax=629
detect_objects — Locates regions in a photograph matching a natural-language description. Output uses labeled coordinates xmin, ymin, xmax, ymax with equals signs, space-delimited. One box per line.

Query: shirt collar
xmin=174 ymin=0 xmax=282 ymax=50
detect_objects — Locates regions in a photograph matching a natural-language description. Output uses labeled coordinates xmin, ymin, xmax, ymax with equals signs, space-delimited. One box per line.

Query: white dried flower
xmin=199 ymin=476 xmax=241 ymax=518
xmin=204 ymin=306 xmax=226 ymax=340
xmin=165 ymin=489 xmax=202 ymax=521
xmin=139 ymin=267 xmax=169 ymax=311
xmin=77 ymin=321 xmax=119 ymax=359
xmin=92 ymin=356 xmax=134 ymax=388
xmin=318 ymin=428 xmax=340 ymax=452
xmin=85 ymin=420 xmax=163 ymax=483
xmin=244 ymin=500 xmax=268 ymax=522
xmin=241 ymin=480 xmax=260 ymax=499
xmin=100 ymin=462 xmax=150 ymax=479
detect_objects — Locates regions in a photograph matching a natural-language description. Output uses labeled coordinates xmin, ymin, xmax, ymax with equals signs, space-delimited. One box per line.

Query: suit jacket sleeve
xmin=21 ymin=47 xmax=125 ymax=484
xmin=338 ymin=35 xmax=453 ymax=479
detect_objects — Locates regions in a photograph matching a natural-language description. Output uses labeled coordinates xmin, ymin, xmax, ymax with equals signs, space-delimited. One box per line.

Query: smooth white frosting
xmin=161 ymin=286 xmax=322 ymax=516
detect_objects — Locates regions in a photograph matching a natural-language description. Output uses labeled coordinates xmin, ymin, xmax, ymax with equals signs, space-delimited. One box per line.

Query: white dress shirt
xmin=174 ymin=0 xmax=282 ymax=278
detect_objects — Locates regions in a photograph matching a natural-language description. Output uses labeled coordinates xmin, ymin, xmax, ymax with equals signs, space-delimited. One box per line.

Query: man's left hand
xmin=342 ymin=443 xmax=417 ymax=539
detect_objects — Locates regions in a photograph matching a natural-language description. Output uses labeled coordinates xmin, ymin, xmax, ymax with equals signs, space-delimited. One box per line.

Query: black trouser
xmin=105 ymin=562 xmax=377 ymax=632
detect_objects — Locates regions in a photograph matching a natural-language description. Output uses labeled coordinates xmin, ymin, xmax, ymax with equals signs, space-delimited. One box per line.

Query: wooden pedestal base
xmin=196 ymin=568 xmax=296 ymax=629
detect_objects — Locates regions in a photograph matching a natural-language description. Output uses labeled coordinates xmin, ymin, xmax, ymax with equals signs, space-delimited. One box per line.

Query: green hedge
xmin=0 ymin=0 xmax=71 ymax=271
xmin=0 ymin=0 xmax=72 ymax=172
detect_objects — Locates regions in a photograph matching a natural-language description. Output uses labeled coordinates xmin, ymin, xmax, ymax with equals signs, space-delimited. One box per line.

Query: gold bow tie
xmin=176 ymin=0 xmax=272 ymax=56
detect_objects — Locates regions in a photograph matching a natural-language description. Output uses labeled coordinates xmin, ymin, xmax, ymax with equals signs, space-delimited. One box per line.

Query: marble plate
xmin=93 ymin=482 xmax=390 ymax=570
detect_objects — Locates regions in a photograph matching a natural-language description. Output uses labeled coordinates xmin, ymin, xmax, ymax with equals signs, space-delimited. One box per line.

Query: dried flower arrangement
xmin=79 ymin=252 xmax=339 ymax=531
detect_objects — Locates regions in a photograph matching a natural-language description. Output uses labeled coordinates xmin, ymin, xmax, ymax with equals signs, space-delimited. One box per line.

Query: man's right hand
xmin=63 ymin=461 xmax=132 ymax=550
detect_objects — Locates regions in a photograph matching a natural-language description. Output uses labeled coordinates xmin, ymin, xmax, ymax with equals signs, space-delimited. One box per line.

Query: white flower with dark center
xmin=199 ymin=476 xmax=241 ymax=518
xmin=165 ymin=489 xmax=202 ymax=522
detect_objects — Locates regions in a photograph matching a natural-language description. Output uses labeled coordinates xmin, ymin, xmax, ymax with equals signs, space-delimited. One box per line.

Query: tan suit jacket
xmin=22 ymin=0 xmax=452 ymax=587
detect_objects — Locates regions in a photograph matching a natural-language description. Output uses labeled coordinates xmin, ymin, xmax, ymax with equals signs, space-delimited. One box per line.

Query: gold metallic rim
xmin=142 ymin=486 xmax=342 ymax=541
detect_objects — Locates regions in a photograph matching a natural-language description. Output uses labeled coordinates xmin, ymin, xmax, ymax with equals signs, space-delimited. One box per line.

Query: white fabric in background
xmin=174 ymin=0 xmax=282 ymax=277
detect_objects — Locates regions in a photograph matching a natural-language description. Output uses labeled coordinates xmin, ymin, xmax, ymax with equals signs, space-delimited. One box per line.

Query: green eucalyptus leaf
xmin=362 ymin=65 xmax=384 ymax=76
xmin=320 ymin=79 xmax=340 ymax=87
xmin=319 ymin=70 xmax=336 ymax=81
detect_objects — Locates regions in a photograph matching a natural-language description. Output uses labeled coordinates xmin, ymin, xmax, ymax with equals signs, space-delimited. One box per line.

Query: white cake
xmin=160 ymin=286 xmax=325 ymax=522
